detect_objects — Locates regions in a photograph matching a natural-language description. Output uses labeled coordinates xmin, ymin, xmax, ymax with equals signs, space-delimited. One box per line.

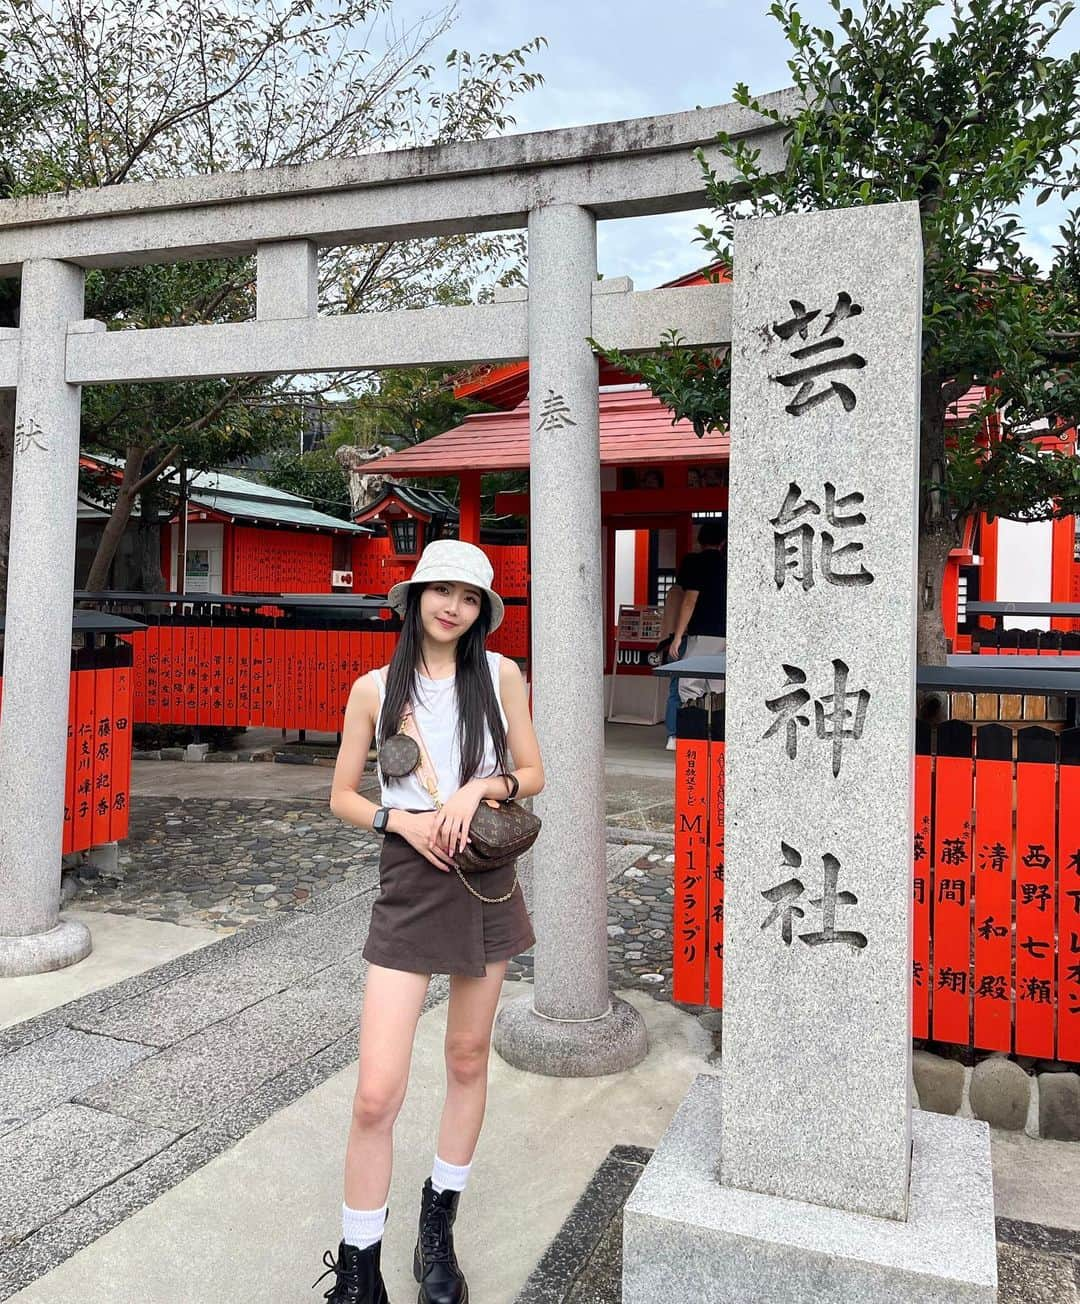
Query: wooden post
xmin=459 ymin=471 xmax=482 ymax=543
xmin=175 ymin=463 xmax=189 ymax=596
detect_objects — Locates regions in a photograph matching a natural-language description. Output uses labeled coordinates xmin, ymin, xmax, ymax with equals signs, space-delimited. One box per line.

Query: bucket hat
xmin=387 ymin=539 xmax=505 ymax=633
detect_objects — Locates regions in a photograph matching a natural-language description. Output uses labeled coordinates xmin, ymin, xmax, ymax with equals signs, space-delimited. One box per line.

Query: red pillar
xmin=633 ymin=529 xmax=650 ymax=605
xmin=1050 ymin=514 xmax=1076 ymax=631
xmin=459 ymin=472 xmax=482 ymax=543
xmin=979 ymin=514 xmax=999 ymax=601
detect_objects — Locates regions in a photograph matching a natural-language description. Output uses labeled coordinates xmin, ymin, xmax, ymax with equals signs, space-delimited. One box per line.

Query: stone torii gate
xmin=0 ymin=94 xmax=790 ymax=1078
xmin=0 ymin=93 xmax=1002 ymax=1301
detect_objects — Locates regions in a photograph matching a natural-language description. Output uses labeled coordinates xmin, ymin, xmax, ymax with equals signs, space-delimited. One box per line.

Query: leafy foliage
xmin=264 ymin=447 xmax=353 ymax=521
xmin=599 ymin=0 xmax=1080 ymax=658
xmin=592 ymin=328 xmax=730 ymax=438
xmin=0 ymin=0 xmax=546 ymax=587
xmin=704 ymin=0 xmax=1080 ymax=524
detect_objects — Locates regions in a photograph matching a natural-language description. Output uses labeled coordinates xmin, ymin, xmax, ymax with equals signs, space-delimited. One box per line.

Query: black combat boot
xmin=413 ymin=1179 xmax=468 ymax=1304
xmin=312 ymin=1236 xmax=390 ymax=1303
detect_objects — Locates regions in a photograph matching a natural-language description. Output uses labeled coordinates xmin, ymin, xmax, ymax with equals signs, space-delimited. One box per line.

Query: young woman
xmin=314 ymin=540 xmax=544 ymax=1304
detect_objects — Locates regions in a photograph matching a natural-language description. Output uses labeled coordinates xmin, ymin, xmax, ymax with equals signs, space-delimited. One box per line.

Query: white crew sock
xmin=431 ymin=1155 xmax=472 ymax=1194
xmin=342 ymin=1201 xmax=387 ymax=1251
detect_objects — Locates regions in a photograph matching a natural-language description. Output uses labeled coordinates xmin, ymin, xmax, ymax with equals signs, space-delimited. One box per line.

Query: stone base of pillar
xmin=0 ymin=917 xmax=93 ymax=978
xmin=494 ymin=993 xmax=648 ymax=1078
xmin=623 ymin=1074 xmax=998 ymax=1303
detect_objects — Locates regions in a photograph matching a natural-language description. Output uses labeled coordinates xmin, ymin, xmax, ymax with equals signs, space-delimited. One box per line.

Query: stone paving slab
xmin=0 ymin=914 xmax=281 ymax=1056
xmin=0 ymin=975 xmax=450 ymax=1302
xmin=69 ymin=897 xmax=375 ymax=1047
xmin=604 ymin=844 xmax=652 ymax=880
xmin=73 ymin=957 xmax=367 ymax=1134
xmin=0 ymin=866 xmax=420 ymax=1299
xmin=0 ymin=1105 xmax=176 ymax=1251
xmin=0 ymin=1027 xmax=157 ymax=1139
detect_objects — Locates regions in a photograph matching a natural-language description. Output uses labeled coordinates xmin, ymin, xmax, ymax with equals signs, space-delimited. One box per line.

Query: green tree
xmin=0 ymin=0 xmax=544 ymax=595
xmin=330 ymin=366 xmax=528 ymax=520
xmin=263 ymin=447 xmax=353 ymax=522
xmin=600 ymin=0 xmax=1080 ymax=663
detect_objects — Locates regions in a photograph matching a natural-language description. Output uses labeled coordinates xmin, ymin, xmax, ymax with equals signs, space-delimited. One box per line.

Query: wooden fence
xmin=673 ymin=707 xmax=1080 ymax=1062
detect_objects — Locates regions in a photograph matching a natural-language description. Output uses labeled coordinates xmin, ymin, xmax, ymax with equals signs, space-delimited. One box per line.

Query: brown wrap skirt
xmin=362 ymin=829 xmax=535 ymax=978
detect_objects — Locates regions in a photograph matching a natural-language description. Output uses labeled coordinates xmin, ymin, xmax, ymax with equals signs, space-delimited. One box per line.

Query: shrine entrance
xmin=370 ymin=383 xmax=730 ymax=723
xmin=0 ymin=94 xmax=783 ymax=1086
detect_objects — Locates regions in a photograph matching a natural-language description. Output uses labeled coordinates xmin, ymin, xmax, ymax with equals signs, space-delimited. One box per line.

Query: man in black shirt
xmin=668 ymin=518 xmax=727 ymax=705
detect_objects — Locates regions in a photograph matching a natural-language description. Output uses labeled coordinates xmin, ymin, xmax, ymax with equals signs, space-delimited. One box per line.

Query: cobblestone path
xmin=66 ymin=798 xmax=692 ymax=1015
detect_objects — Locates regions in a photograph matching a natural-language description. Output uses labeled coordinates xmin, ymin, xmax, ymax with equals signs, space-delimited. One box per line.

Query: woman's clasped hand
xmin=390 ymin=779 xmax=484 ymax=871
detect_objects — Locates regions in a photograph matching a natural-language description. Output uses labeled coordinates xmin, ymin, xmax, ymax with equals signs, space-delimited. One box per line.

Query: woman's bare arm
xmin=329 ymin=673 xmax=385 ymax=832
xmin=465 ymin=657 xmax=544 ymax=801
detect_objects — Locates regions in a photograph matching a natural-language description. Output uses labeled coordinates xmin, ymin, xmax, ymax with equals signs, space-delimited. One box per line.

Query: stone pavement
xmin=0 ymin=899 xmax=710 ymax=1302
xmin=4 ymin=732 xmax=1079 ymax=1300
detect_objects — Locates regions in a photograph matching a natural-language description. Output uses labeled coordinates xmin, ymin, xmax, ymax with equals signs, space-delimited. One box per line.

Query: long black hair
xmin=378 ymin=582 xmax=510 ymax=787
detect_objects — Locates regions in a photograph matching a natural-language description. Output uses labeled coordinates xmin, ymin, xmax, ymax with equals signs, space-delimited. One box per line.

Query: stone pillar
xmin=494 ymin=204 xmax=647 ymax=1076
xmin=623 ymin=204 xmax=997 ymax=1301
xmin=0 ymin=259 xmax=91 ymax=977
xmin=256 ymin=240 xmax=318 ymax=321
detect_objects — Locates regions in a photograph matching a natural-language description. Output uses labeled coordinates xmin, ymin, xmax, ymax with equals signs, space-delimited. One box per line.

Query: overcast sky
xmin=388 ymin=0 xmax=1076 ymax=288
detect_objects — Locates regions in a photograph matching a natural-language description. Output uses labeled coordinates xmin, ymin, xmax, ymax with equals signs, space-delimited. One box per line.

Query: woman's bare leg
xmin=344 ymin=963 xmax=431 ymax=1208
xmin=435 ymin=960 xmax=508 ymax=1166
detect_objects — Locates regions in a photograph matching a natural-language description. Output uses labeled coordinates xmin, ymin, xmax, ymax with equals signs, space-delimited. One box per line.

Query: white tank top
xmin=373 ymin=650 xmax=510 ymax=810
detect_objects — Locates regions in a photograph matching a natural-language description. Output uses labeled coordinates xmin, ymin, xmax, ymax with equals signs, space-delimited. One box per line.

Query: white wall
xmin=995 ymin=517 xmax=1052 ymax=629
xmin=168 ymin=521 xmax=224 ymax=593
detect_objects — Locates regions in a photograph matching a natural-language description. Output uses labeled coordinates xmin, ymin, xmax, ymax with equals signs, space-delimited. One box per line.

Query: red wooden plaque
xmin=912 ymin=724 xmax=933 ymax=1040
xmin=63 ymin=677 xmax=77 ymax=856
xmin=130 ymin=631 xmax=146 ymax=723
xmin=224 ymin=627 xmax=238 ymax=728
xmin=1059 ymin=728 xmax=1080 ymax=1062
xmin=931 ymin=721 xmax=974 ymax=1047
xmin=972 ymin=724 xmax=1014 ymax=1052
xmin=707 ymin=732 xmax=726 ymax=1008
xmin=90 ymin=665 xmax=114 ymax=847
xmin=236 ymin=625 xmax=251 ymax=726
xmin=673 ymin=706 xmax=710 ymax=1005
xmin=1014 ymin=727 xmax=1057 ymax=1059
xmin=72 ymin=670 xmax=95 ymax=852
xmin=110 ymin=664 xmax=132 ymax=843
xmin=211 ymin=627 xmax=226 ymax=727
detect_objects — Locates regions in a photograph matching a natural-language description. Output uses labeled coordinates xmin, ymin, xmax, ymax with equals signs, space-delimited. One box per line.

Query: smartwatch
xmin=372 ymin=807 xmax=392 ymax=835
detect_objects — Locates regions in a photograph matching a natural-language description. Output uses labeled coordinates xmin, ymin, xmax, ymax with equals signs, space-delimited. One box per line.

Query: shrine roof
xmin=946 ymin=386 xmax=990 ymax=422
xmin=80 ymin=452 xmax=367 ymax=534
xmin=369 ymin=386 xmax=727 ymax=478
xmin=355 ymin=482 xmax=459 ymax=523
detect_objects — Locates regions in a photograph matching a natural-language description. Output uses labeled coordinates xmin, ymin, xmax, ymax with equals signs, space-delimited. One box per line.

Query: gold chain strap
xmin=400 ymin=708 xmax=520 ymax=906
xmin=455 ymin=864 xmax=519 ymax=904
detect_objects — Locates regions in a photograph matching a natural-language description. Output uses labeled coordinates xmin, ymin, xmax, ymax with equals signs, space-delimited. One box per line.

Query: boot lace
xmin=311 ymin=1247 xmax=362 ymax=1301
xmin=420 ymin=1204 xmax=453 ymax=1264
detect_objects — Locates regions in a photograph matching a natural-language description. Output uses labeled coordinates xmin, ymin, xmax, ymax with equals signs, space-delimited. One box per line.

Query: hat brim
xmin=386 ymin=579 xmax=504 ymax=633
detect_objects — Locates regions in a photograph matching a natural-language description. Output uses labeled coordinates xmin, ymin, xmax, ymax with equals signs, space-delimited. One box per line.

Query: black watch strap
xmin=373 ymin=806 xmax=391 ymax=834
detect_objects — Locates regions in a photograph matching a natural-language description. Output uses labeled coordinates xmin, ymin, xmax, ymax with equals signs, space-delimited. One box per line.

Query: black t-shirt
xmin=676 ymin=548 xmax=727 ymax=637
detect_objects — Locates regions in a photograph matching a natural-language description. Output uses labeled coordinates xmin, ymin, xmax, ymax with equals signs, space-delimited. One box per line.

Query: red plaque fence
xmin=103 ymin=595 xmax=528 ymax=734
xmin=0 ymin=638 xmax=133 ymax=854
xmin=673 ymin=706 xmax=1080 ymax=1060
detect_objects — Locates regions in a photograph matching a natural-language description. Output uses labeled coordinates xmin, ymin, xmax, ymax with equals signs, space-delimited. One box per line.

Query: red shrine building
xmin=76 ymin=269 xmax=1080 ymax=696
